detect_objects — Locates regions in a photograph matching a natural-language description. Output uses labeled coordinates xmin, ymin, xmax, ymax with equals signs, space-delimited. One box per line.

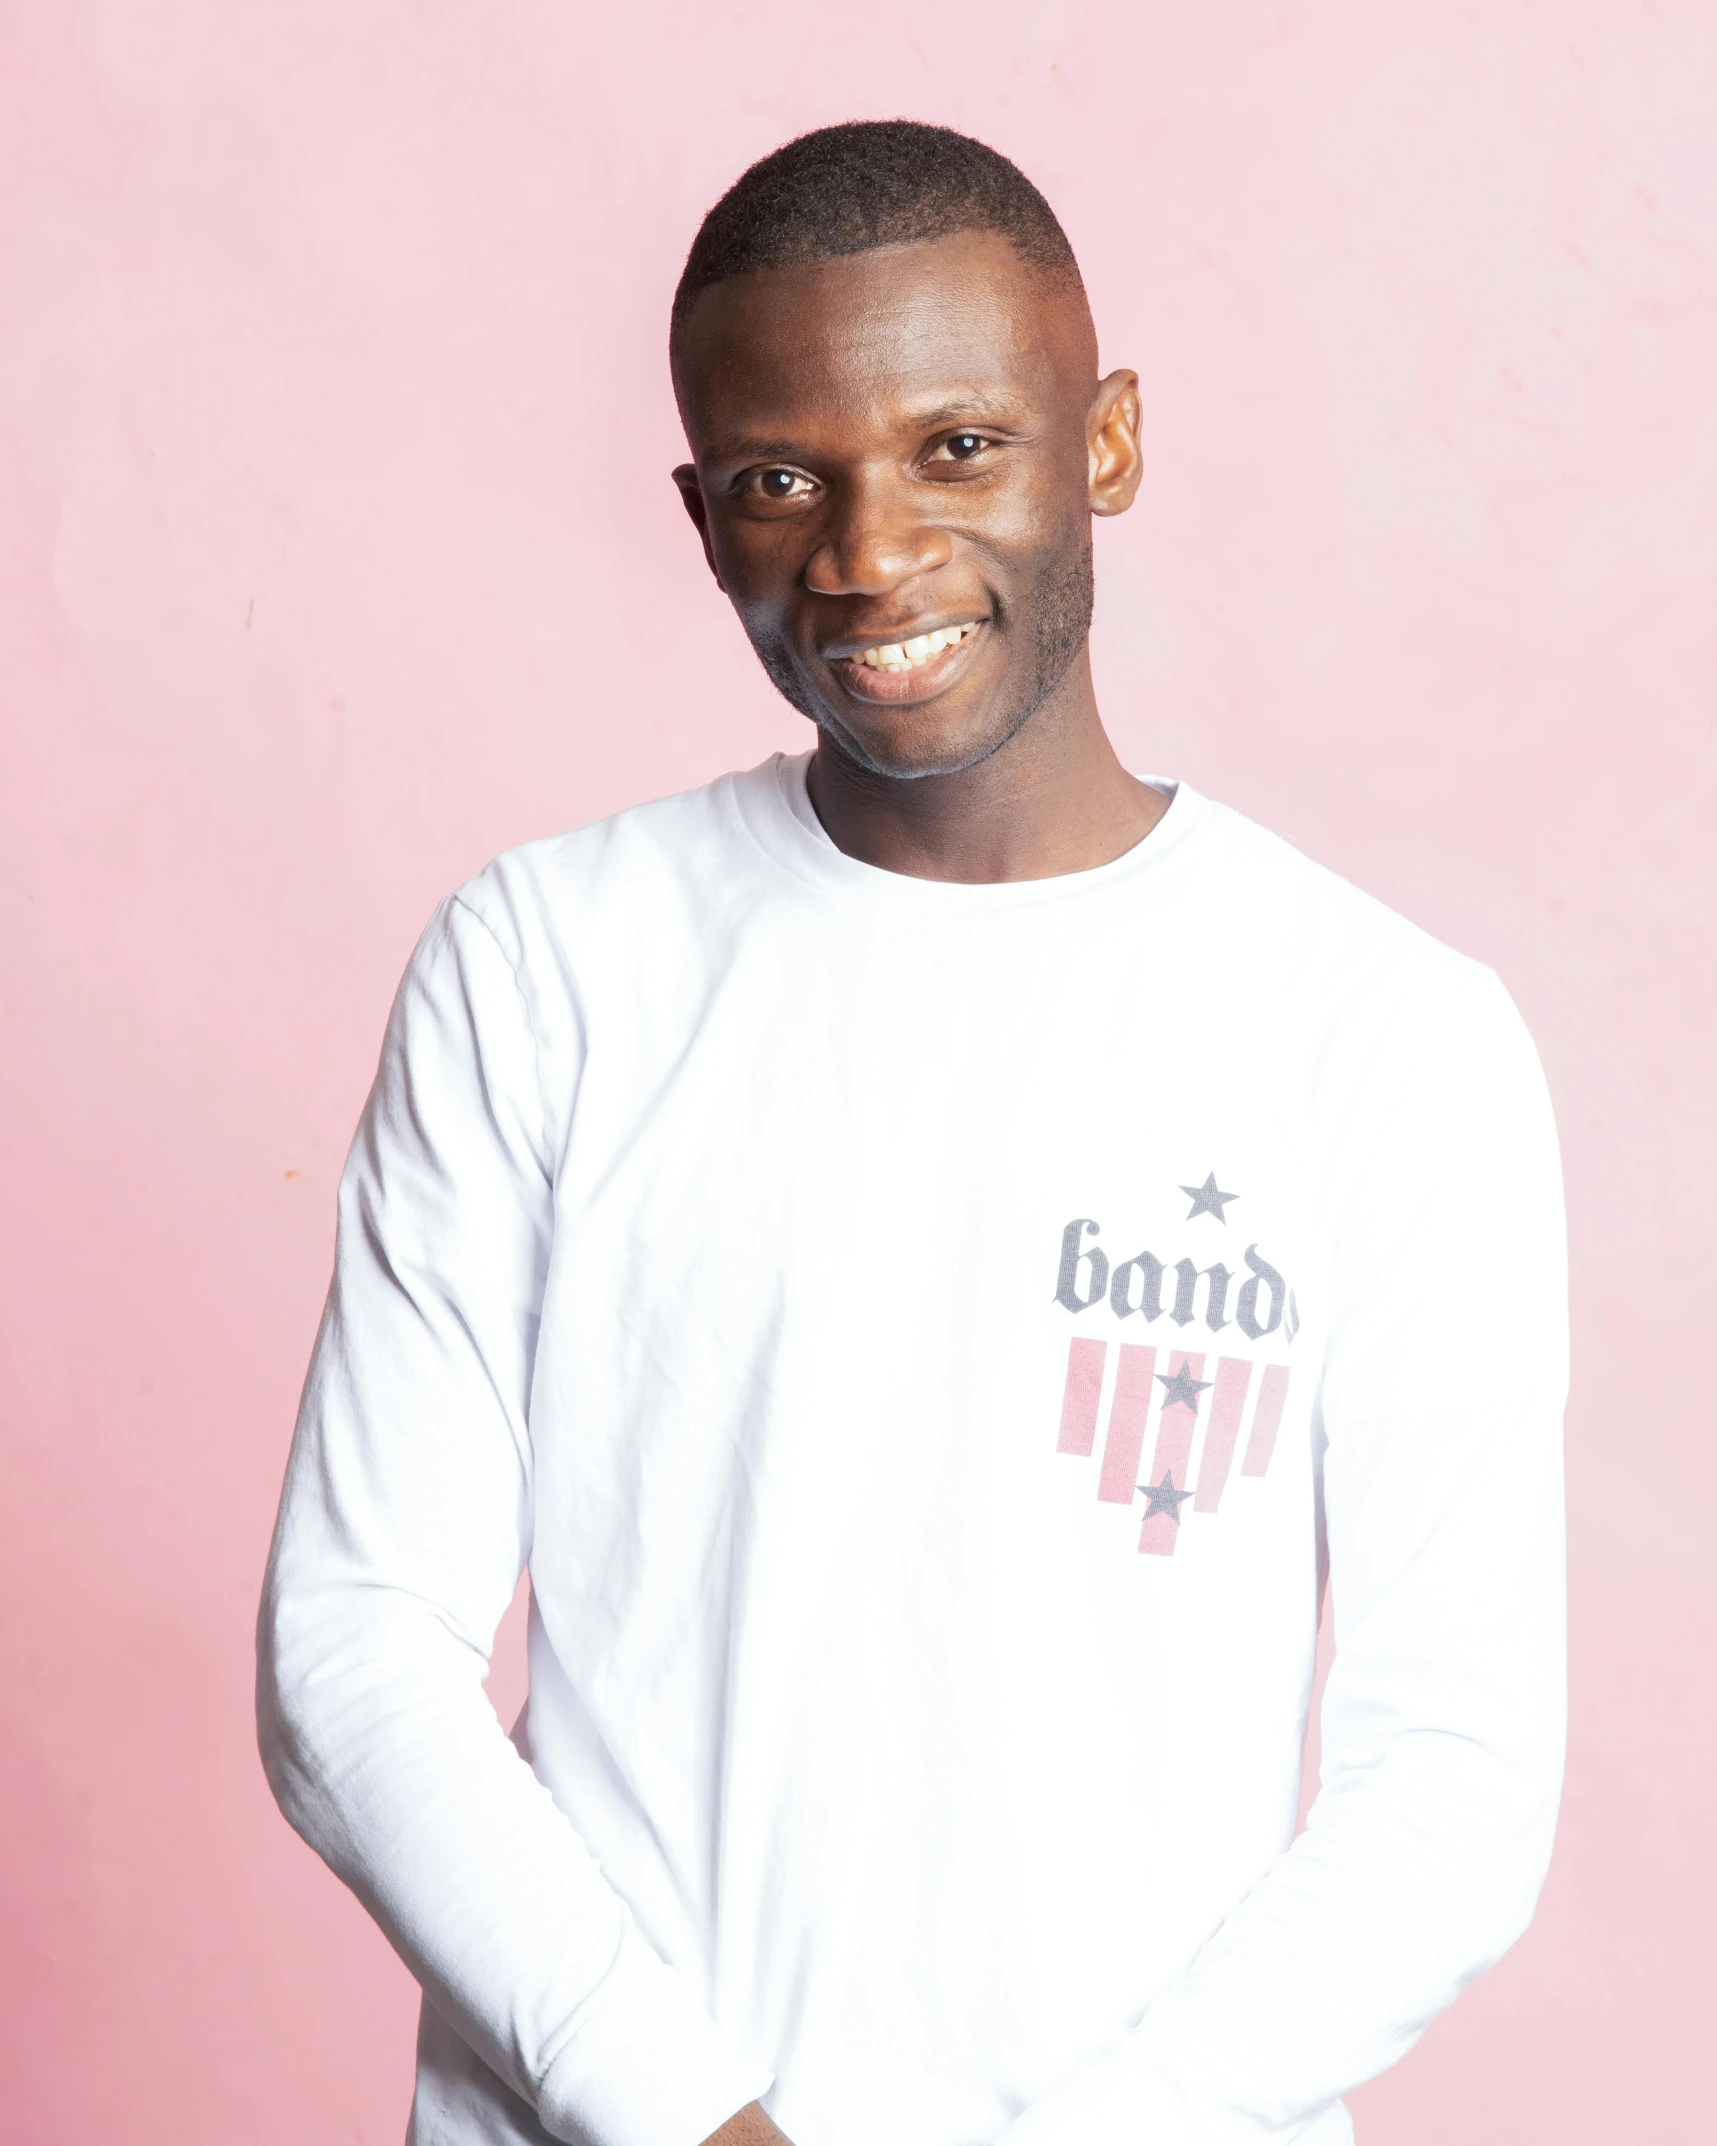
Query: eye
xmin=742 ymin=467 xmax=816 ymax=506
xmin=925 ymin=430 xmax=996 ymax=472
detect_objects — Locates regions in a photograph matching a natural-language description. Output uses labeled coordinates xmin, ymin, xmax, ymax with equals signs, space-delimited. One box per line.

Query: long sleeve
xmin=256 ymin=895 xmax=770 ymax=2146
xmin=995 ymin=965 xmax=1568 ymax=2146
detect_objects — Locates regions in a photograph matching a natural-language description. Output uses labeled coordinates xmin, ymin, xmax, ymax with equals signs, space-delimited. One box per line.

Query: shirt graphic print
xmin=1049 ymin=1189 xmax=1299 ymax=1556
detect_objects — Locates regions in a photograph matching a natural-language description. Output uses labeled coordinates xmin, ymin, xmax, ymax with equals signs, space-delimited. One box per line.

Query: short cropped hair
xmin=671 ymin=120 xmax=1082 ymax=340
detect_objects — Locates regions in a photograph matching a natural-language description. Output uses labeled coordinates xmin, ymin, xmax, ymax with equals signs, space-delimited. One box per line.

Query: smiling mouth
xmin=846 ymin=621 xmax=982 ymax=672
xmin=828 ymin=619 xmax=987 ymax=704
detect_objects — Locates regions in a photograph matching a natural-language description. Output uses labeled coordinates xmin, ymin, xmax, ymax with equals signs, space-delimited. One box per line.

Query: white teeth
xmin=853 ymin=622 xmax=977 ymax=670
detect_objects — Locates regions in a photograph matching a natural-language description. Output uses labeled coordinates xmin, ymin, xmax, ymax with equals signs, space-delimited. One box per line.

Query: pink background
xmin=3 ymin=3 xmax=1713 ymax=2139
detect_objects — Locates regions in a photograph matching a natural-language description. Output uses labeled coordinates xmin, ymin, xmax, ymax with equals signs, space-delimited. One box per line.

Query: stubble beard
xmin=744 ymin=534 xmax=1096 ymax=781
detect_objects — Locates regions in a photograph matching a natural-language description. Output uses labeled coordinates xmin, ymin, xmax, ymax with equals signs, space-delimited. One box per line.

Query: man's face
xmin=672 ymin=229 xmax=1141 ymax=780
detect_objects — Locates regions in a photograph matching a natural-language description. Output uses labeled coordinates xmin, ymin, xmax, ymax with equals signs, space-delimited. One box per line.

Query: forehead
xmin=675 ymin=228 xmax=1090 ymax=456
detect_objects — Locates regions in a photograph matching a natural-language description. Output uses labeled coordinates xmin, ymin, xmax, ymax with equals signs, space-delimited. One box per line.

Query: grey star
xmin=1180 ymin=1172 xmax=1238 ymax=1223
xmin=1155 ymin=1363 xmax=1212 ymax=1413
xmin=1138 ymin=1470 xmax=1194 ymax=1524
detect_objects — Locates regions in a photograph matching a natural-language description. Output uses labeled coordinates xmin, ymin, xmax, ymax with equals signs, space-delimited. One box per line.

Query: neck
xmin=803 ymin=652 xmax=1166 ymax=884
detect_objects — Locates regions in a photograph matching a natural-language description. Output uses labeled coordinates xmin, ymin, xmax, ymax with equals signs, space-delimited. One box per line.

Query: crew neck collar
xmin=727 ymin=750 xmax=1205 ymax=912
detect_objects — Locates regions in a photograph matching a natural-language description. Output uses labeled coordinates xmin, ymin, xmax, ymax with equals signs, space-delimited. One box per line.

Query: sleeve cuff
xmin=537 ymin=1918 xmax=774 ymax=2146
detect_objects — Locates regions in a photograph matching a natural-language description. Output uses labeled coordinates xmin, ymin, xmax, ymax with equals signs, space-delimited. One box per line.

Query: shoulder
xmin=1170 ymin=789 xmax=1551 ymax=1151
xmin=1184 ymin=790 xmax=1513 ymax=1031
xmin=1215 ymin=792 xmax=1555 ymax=1130
xmin=442 ymin=761 xmax=775 ymax=972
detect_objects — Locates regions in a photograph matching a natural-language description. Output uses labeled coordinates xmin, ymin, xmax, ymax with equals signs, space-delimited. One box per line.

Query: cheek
xmin=708 ymin=519 xmax=809 ymax=616
xmin=960 ymin=441 xmax=1090 ymax=562
xmin=968 ymin=494 xmax=1087 ymax=599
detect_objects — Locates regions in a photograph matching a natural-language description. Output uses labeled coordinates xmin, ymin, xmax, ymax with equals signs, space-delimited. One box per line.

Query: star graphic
xmin=1155 ymin=1363 xmax=1212 ymax=1413
xmin=1180 ymin=1171 xmax=1238 ymax=1223
xmin=1138 ymin=1470 xmax=1194 ymax=1524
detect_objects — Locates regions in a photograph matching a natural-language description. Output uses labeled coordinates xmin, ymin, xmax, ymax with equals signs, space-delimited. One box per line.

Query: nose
xmin=802 ymin=468 xmax=953 ymax=596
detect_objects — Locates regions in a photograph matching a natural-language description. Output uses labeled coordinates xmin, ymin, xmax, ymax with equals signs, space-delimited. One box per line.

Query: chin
xmin=823 ymin=699 xmax=1027 ymax=783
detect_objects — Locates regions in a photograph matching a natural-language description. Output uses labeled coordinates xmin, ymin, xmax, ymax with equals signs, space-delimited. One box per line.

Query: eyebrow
xmin=703 ymin=394 xmax=1034 ymax=468
xmin=705 ymin=438 xmax=809 ymax=465
xmin=908 ymin=395 xmax=1029 ymax=429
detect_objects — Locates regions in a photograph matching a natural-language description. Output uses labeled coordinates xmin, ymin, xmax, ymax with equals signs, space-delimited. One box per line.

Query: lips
xmin=827 ymin=619 xmax=988 ymax=705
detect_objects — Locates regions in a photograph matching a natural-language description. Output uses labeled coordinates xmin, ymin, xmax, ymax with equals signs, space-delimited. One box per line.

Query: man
xmin=259 ymin=121 xmax=1567 ymax=2146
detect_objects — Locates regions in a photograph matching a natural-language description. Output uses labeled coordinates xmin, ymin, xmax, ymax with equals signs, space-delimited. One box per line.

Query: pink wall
xmin=3 ymin=4 xmax=1712 ymax=2139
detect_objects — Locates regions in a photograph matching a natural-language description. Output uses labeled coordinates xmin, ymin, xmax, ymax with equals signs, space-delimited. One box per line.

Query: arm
xmin=997 ymin=967 xmax=1568 ymax=2146
xmin=257 ymin=894 xmax=771 ymax=2146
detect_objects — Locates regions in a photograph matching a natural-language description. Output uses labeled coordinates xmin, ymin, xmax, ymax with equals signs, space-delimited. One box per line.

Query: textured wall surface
xmin=3 ymin=4 xmax=1713 ymax=2140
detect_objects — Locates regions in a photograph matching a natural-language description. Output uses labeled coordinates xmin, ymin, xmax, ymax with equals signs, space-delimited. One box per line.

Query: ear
xmin=1086 ymin=370 xmax=1143 ymax=519
xmin=672 ymin=464 xmax=724 ymax=588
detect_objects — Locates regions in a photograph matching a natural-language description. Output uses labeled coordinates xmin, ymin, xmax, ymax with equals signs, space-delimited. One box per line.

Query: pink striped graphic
xmin=1139 ymin=1350 xmax=1204 ymax=1556
xmin=1096 ymin=1344 xmax=1156 ymax=1503
xmin=1193 ymin=1357 xmax=1254 ymax=1513
xmin=1240 ymin=1364 xmax=1292 ymax=1477
xmin=1055 ymin=1337 xmax=1108 ymax=1456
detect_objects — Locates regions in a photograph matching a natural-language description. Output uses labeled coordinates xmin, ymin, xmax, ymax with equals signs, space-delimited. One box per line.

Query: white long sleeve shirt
xmin=259 ymin=755 xmax=1567 ymax=2146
